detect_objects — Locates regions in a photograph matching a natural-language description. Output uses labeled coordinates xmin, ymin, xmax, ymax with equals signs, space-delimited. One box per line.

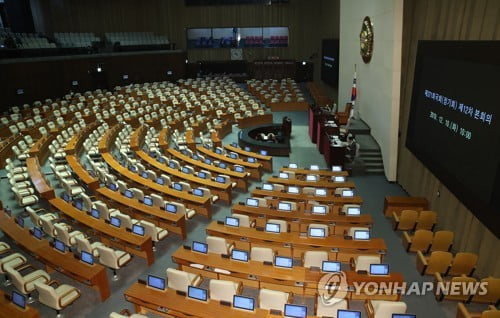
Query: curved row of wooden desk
xmin=251 ymin=187 xmax=363 ymax=205
xmin=224 ymin=144 xmax=273 ymax=172
xmin=266 ymin=176 xmax=355 ymax=189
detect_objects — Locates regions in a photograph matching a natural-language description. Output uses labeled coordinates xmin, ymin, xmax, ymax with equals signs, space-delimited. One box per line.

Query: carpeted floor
xmin=0 ymin=111 xmax=487 ymax=317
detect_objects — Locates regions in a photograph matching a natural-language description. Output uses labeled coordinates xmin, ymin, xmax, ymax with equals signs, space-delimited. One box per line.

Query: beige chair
xmin=267 ymin=219 xmax=288 ymax=233
xmin=54 ymin=223 xmax=85 ymax=248
xmin=259 ymin=288 xmax=291 ymax=311
xmin=75 ymin=237 xmax=105 ymax=258
xmin=207 ymin=236 xmax=234 ymax=255
xmin=470 ymin=277 xmax=500 ymax=305
xmin=94 ymin=201 xmax=120 ymax=221
xmin=168 ymin=201 xmax=196 ymax=219
xmin=34 ymin=281 xmax=81 ymax=318
xmin=96 ymin=246 xmax=132 ymax=281
xmin=40 ymin=218 xmax=71 ymax=238
xmin=402 ymin=229 xmax=433 ymax=253
xmin=350 ymin=255 xmax=381 ymax=273
xmin=272 ymin=183 xmax=285 ymax=192
xmin=231 ymin=213 xmax=255 ymax=228
xmin=114 ymin=212 xmax=139 ymax=230
xmin=392 ymin=209 xmax=418 ymax=231
xmin=302 ymin=187 xmax=315 ymax=195
xmin=166 ymin=268 xmax=202 ymax=293
xmin=0 ymin=242 xmax=10 ymax=255
xmin=138 ymin=220 xmax=168 ymax=250
xmin=416 ymin=251 xmax=453 ymax=276
xmin=6 ymin=265 xmax=50 ymax=302
xmin=26 ymin=206 xmax=58 ymax=227
xmin=364 ymin=299 xmax=407 ymax=318
xmin=303 ymin=251 xmax=328 ymax=269
xmin=316 ymin=296 xmax=348 ymax=317
xmin=448 ymin=252 xmax=478 ymax=276
xmin=0 ymin=253 xmax=27 ymax=286
xmin=250 ymin=247 xmax=274 ymax=263
xmin=209 ymin=279 xmax=242 ymax=303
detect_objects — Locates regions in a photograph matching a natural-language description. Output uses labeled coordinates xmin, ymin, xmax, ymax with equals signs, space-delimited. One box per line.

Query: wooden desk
xmin=231 ymin=204 xmax=373 ymax=235
xmin=224 ymin=144 xmax=273 ymax=172
xmin=129 ymin=125 xmax=147 ymax=151
xmin=0 ymin=211 xmax=110 ymax=301
xmin=383 ymin=196 xmax=429 ymax=217
xmin=173 ymin=247 xmax=403 ymax=300
xmin=28 ymin=135 xmax=53 ymax=163
xmin=102 ymin=152 xmax=212 ymax=218
xmin=0 ymin=290 xmax=40 ymax=318
xmin=279 ymin=167 xmax=348 ymax=177
xmin=96 ymin=187 xmax=187 ymax=239
xmin=125 ymin=282 xmax=275 ymax=318
xmin=49 ymin=198 xmax=155 ymax=265
xmin=197 ymin=146 xmax=263 ymax=181
xmin=167 ymin=148 xmax=249 ymax=191
xmin=136 ymin=150 xmax=232 ymax=205
xmin=206 ymin=222 xmax=387 ymax=262
xmin=215 ymin=120 xmax=232 ymax=139
xmin=66 ymin=155 xmax=100 ymax=190
xmin=26 ymin=157 xmax=55 ymax=199
xmin=266 ymin=176 xmax=355 ymax=189
xmin=251 ymin=188 xmax=363 ymax=205
xmin=157 ymin=127 xmax=171 ymax=150
xmin=237 ymin=113 xmax=273 ymax=129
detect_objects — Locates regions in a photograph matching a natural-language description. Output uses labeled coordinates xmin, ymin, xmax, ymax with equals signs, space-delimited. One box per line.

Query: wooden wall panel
xmin=398 ymin=0 xmax=500 ymax=277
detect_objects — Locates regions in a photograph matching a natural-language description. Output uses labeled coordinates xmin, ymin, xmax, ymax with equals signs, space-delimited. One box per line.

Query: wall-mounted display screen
xmin=187 ymin=27 xmax=289 ymax=49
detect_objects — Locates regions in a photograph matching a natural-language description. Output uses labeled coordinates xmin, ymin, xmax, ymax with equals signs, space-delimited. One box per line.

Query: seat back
xmin=96 ymin=246 xmax=119 ymax=269
xmin=151 ymin=194 xmax=164 ymax=207
xmin=449 ymin=252 xmax=478 ymax=276
xmin=75 ymin=236 xmax=92 ymax=255
xmin=426 ymin=251 xmax=453 ymax=275
xmin=373 ymin=300 xmax=407 ymax=317
xmin=397 ymin=210 xmax=418 ymax=230
xmin=303 ymin=251 xmax=328 ymax=268
xmin=54 ymin=223 xmax=71 ymax=246
xmin=40 ymin=217 xmax=56 ymax=236
xmin=416 ymin=210 xmax=437 ymax=231
xmin=34 ymin=282 xmax=60 ymax=309
xmin=254 ymin=197 xmax=268 ymax=207
xmin=250 ymin=247 xmax=274 ymax=263
xmin=355 ymin=255 xmax=380 ymax=272
xmin=472 ymin=277 xmax=500 ymax=304
xmin=302 ymin=187 xmax=315 ymax=195
xmin=209 ymin=279 xmax=239 ymax=302
xmin=431 ymin=231 xmax=454 ymax=252
xmin=207 ymin=236 xmax=230 ymax=255
xmin=232 ymin=213 xmax=251 ymax=227
xmin=166 ymin=268 xmax=192 ymax=292
xmin=272 ymin=183 xmax=285 ymax=191
xmin=410 ymin=230 xmax=433 ymax=252
xmin=139 ymin=220 xmax=158 ymax=241
xmin=259 ymin=288 xmax=289 ymax=311
xmin=316 ymin=297 xmax=348 ymax=317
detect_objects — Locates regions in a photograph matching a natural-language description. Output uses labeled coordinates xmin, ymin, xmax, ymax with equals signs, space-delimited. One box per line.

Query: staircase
xmin=359 ymin=148 xmax=384 ymax=175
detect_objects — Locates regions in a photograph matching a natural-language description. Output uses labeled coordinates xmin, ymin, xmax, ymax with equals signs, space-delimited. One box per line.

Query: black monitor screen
xmin=406 ymin=41 xmax=500 ymax=237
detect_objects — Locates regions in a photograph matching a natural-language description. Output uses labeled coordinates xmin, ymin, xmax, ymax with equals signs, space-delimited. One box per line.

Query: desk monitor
xmin=322 ymin=261 xmax=341 ymax=273
xmin=11 ymin=291 xmax=26 ymax=309
xmin=165 ymin=203 xmax=177 ymax=214
xmin=140 ymin=171 xmax=148 ymax=179
xmin=182 ymin=167 xmax=190 ymax=174
xmin=108 ymin=183 xmax=118 ymax=191
xmin=215 ymin=148 xmax=223 ymax=154
xmin=32 ymin=227 xmax=43 ymax=240
xmin=260 ymin=150 xmax=268 ymax=156
xmin=129 ymin=165 xmax=137 ymax=173
xmin=287 ymin=186 xmax=299 ymax=194
xmin=288 ymin=163 xmax=298 ymax=169
xmin=54 ymin=239 xmax=66 ymax=253
xmin=181 ymin=150 xmax=188 ymax=155
xmin=235 ymin=166 xmax=244 ymax=173
xmin=124 ymin=190 xmax=134 ymax=199
xmin=347 ymin=207 xmax=361 ymax=216
xmin=248 ymin=157 xmax=256 ymax=163
xmin=310 ymin=165 xmax=320 ymax=170
xmin=132 ymin=224 xmax=145 ymax=236
xmin=244 ymin=146 xmax=250 ymax=151
xmin=306 ymin=175 xmax=317 ymax=181
xmin=91 ymin=208 xmax=100 ymax=219
xmin=265 ymin=223 xmax=281 ymax=233
xmin=187 ymin=286 xmax=208 ymax=302
xmin=219 ymin=162 xmax=227 ymax=169
xmin=342 ymin=189 xmax=354 ymax=197
xmin=334 ymin=176 xmax=346 ymax=182
xmin=81 ymin=251 xmax=94 ymax=265
xmin=156 ymin=177 xmax=164 ymax=185
xmin=147 ymin=274 xmax=166 ymax=291
xmin=279 ymin=172 xmax=289 ymax=179
xmin=392 ymin=315 xmax=416 ymax=318
xmin=353 ymin=230 xmax=370 ymax=240
xmin=204 ymin=144 xmax=211 ymax=150
xmin=205 ymin=158 xmax=212 ymax=165
xmin=284 ymin=304 xmax=307 ymax=318
xmin=338 ymin=309 xmax=361 ymax=318
xmin=246 ymin=198 xmax=259 ymax=207
xmin=215 ymin=176 xmax=225 ymax=184
xmin=197 ymin=171 xmax=207 ymax=179
xmin=231 ymin=142 xmax=238 ymax=147
xmin=192 ymin=189 xmax=203 ymax=197
xmin=192 ymin=241 xmax=208 ymax=254
xmin=229 ymin=153 xmax=238 ymax=159
xmin=158 ymin=156 xmax=167 ymax=163
xmin=110 ymin=216 xmax=121 ymax=228
xmin=74 ymin=200 xmax=83 ymax=211
xmin=225 ymin=216 xmax=240 ymax=227
xmin=143 ymin=197 xmax=153 ymax=206
xmin=315 ymin=188 xmax=327 ymax=197
xmin=309 ymin=227 xmax=326 ymax=238
xmin=278 ymin=202 xmax=292 ymax=211
xmin=231 ymin=249 xmax=249 ymax=262
xmin=312 ymin=205 xmax=327 ymax=214
xmin=275 ymin=256 xmax=293 ymax=269
xmin=233 ymin=295 xmax=255 ymax=311
xmin=149 ymin=151 xmax=156 ymax=158
xmin=370 ymin=264 xmax=390 ymax=276
xmin=169 ymin=162 xmax=176 ymax=169
xmin=173 ymin=183 xmax=183 ymax=191
xmin=15 ymin=216 xmax=24 ymax=228
xmin=192 ymin=154 xmax=199 ymax=160
xmin=262 ymin=183 xmax=274 ymax=191
xmin=62 ymin=192 xmax=71 ymax=202
xmin=332 ymin=165 xmax=342 ymax=172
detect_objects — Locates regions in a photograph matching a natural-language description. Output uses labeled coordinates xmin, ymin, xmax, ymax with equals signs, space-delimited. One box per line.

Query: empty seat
xmin=402 ymin=229 xmax=433 ymax=253
xmin=75 ymin=236 xmax=105 ymax=258
xmin=250 ymin=247 xmax=274 ymax=263
xmin=350 ymin=255 xmax=381 ymax=273
xmin=259 ymin=288 xmax=291 ymax=311
xmin=6 ymin=266 xmax=50 ymax=302
xmin=392 ymin=209 xmax=418 ymax=231
xmin=166 ymin=268 xmax=202 ymax=293
xmin=364 ymin=299 xmax=407 ymax=318
xmin=96 ymin=246 xmax=132 ymax=281
xmin=316 ymin=296 xmax=348 ymax=317
xmin=415 ymin=210 xmax=437 ymax=231
xmin=416 ymin=251 xmax=453 ymax=276
xmin=207 ymin=236 xmax=234 ymax=255
xmin=448 ymin=252 xmax=478 ymax=276
xmin=209 ymin=279 xmax=241 ymax=303
xmin=54 ymin=223 xmax=85 ymax=248
xmin=470 ymin=277 xmax=500 ymax=305
xmin=303 ymin=251 xmax=328 ymax=269
xmin=429 ymin=230 xmax=454 ymax=253
xmin=231 ymin=213 xmax=254 ymax=228
xmin=34 ymin=281 xmax=81 ymax=317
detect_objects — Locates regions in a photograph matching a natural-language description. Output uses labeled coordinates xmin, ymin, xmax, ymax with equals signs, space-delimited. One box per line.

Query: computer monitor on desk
xmin=265 ymin=223 xmax=281 ymax=233
xmin=173 ymin=183 xmax=183 ymax=191
xmin=275 ymin=256 xmax=293 ymax=268
xmin=392 ymin=314 xmax=416 ymax=318
xmin=334 ymin=176 xmax=346 ymax=182
xmin=147 ymin=275 xmax=165 ymax=291
xmin=288 ymin=163 xmax=298 ymax=169
xmin=197 ymin=171 xmax=207 ymax=179
xmin=11 ymin=291 xmax=26 ymax=309
xmin=124 ymin=190 xmax=134 ymax=199
xmin=262 ymin=183 xmax=274 ymax=191
xmin=110 ymin=216 xmax=121 ymax=228
xmin=108 ymin=183 xmax=118 ymax=191
xmin=80 ymin=251 xmax=94 ymax=265
xmin=332 ymin=165 xmax=342 ymax=172
xmin=338 ymin=310 xmax=361 ymax=318
xmin=132 ymin=224 xmax=145 ymax=236
xmin=278 ymin=202 xmax=291 ymax=211
xmin=233 ymin=295 xmax=255 ymax=311
xmin=260 ymin=150 xmax=267 ymax=156
xmin=192 ymin=241 xmax=208 ymax=254
xmin=247 ymin=157 xmax=256 ymax=163
xmin=234 ymin=166 xmax=245 ymax=173
xmin=225 ymin=216 xmax=240 ymax=227
xmin=215 ymin=176 xmax=225 ymax=184
xmin=156 ymin=177 xmax=164 ymax=185
xmin=74 ymin=200 xmax=83 ymax=210
xmin=54 ymin=239 xmax=66 ymax=253
xmin=353 ymin=230 xmax=370 ymax=240
xmin=229 ymin=153 xmax=238 ymax=159
xmin=140 ymin=171 xmax=148 ymax=179
xmin=219 ymin=162 xmax=227 ymax=169
xmin=231 ymin=249 xmax=249 ymax=262
xmin=15 ymin=216 xmax=24 ymax=228
xmin=188 ymin=286 xmax=208 ymax=302
xmin=306 ymin=175 xmax=317 ymax=181
xmin=342 ymin=189 xmax=354 ymax=197
xmin=169 ymin=162 xmax=176 ymax=169
xmin=284 ymin=304 xmax=307 ymax=318
xmin=312 ymin=205 xmax=327 ymax=214
xmin=322 ymin=261 xmax=341 ymax=273
xmin=143 ymin=197 xmax=153 ymax=206
xmin=246 ymin=198 xmax=259 ymax=207
xmin=310 ymin=165 xmax=319 ymax=170
xmin=91 ymin=208 xmax=100 ymax=219
xmin=279 ymin=172 xmax=289 ymax=179
xmin=193 ymin=189 xmax=204 ymax=197
xmin=370 ymin=264 xmax=389 ymax=276
xmin=181 ymin=167 xmax=190 ymax=174
xmin=309 ymin=227 xmax=326 ymax=238
xmin=315 ymin=188 xmax=327 ymax=197
xmin=32 ymin=227 xmax=43 ymax=240
xmin=287 ymin=186 xmax=299 ymax=194
xmin=347 ymin=206 xmax=361 ymax=216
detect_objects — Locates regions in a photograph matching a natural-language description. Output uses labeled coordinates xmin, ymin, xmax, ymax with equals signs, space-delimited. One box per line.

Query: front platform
xmin=238 ymin=124 xmax=290 ymax=156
